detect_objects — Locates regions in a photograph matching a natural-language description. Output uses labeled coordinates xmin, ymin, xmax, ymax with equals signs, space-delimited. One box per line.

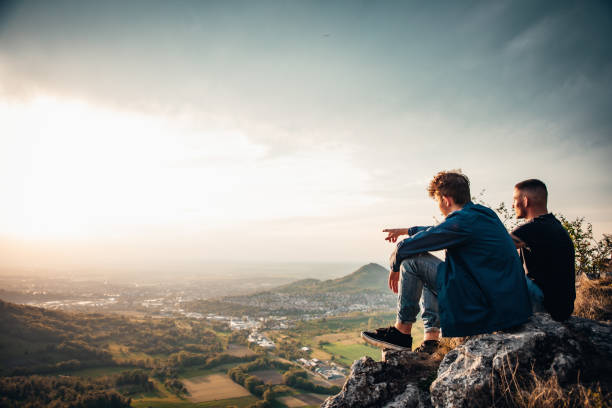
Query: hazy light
xmin=0 ymin=96 xmax=374 ymax=241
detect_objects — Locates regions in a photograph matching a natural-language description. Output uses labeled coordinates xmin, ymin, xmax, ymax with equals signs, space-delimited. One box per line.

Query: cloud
xmin=0 ymin=0 xmax=611 ymax=269
xmin=1 ymin=1 xmax=610 ymax=152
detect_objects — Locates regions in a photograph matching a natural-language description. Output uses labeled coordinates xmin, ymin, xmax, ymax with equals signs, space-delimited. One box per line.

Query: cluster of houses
xmin=247 ymin=331 xmax=276 ymax=350
xmin=204 ymin=313 xmax=291 ymax=330
xmin=229 ymin=317 xmax=261 ymax=331
xmin=296 ymin=356 xmax=347 ymax=380
xmin=206 ymin=313 xmax=262 ymax=330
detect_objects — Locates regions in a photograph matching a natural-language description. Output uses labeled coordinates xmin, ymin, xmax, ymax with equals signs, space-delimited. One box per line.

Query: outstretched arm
xmin=383 ymin=226 xmax=431 ymax=243
xmin=383 ymin=228 xmax=409 ymax=243
xmin=389 ymin=219 xmax=470 ymax=272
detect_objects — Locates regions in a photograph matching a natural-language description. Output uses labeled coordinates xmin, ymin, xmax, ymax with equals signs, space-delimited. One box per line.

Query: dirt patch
xmin=226 ymin=344 xmax=257 ymax=357
xmin=182 ymin=374 xmax=251 ymax=402
xmin=251 ymin=369 xmax=284 ymax=385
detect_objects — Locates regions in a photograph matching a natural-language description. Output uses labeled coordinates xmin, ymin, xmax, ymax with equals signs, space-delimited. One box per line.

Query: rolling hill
xmin=184 ymin=262 xmax=396 ymax=317
xmin=273 ymin=263 xmax=389 ymax=294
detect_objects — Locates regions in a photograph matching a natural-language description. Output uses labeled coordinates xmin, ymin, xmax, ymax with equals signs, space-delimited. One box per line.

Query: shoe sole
xmin=360 ymin=331 xmax=411 ymax=351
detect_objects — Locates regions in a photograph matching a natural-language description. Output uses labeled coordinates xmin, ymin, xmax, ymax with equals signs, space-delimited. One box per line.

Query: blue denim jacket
xmin=390 ymin=202 xmax=532 ymax=337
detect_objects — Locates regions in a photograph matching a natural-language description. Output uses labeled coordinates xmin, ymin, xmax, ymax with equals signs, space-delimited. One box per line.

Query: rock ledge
xmin=322 ymin=314 xmax=612 ymax=408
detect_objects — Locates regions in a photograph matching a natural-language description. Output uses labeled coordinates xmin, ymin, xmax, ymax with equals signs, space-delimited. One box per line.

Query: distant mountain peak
xmin=274 ymin=263 xmax=388 ymax=294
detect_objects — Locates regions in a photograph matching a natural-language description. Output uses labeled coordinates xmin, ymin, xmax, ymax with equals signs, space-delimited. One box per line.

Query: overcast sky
xmin=0 ymin=0 xmax=610 ymax=275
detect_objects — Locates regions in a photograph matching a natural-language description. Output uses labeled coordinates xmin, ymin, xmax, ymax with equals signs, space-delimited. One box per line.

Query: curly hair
xmin=427 ymin=170 xmax=471 ymax=205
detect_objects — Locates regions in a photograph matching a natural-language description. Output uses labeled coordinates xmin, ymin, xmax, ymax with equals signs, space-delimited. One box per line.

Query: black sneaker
xmin=361 ymin=326 xmax=412 ymax=351
xmin=414 ymin=340 xmax=439 ymax=354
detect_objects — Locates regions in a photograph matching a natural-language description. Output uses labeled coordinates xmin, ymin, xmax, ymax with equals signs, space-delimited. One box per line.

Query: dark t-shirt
xmin=513 ymin=214 xmax=575 ymax=321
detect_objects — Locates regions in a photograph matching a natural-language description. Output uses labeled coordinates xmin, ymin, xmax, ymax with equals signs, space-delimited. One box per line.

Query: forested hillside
xmin=0 ymin=300 xmax=223 ymax=376
xmin=0 ymin=299 xmax=255 ymax=407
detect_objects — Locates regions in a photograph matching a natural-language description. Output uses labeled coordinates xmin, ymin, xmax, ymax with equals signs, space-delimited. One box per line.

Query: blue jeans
xmin=397 ymin=253 xmax=442 ymax=333
xmin=525 ymin=276 xmax=545 ymax=313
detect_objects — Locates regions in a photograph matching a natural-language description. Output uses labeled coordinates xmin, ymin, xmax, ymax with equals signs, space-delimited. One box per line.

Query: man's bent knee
xmin=400 ymin=252 xmax=440 ymax=275
xmin=400 ymin=252 xmax=430 ymax=270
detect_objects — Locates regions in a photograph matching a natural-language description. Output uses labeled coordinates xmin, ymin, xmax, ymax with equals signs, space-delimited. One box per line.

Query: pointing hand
xmin=383 ymin=228 xmax=408 ymax=243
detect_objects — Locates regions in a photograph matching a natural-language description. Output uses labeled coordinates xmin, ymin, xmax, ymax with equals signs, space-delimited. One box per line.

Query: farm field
xmin=251 ymin=369 xmax=284 ymax=384
xmin=182 ymin=374 xmax=251 ymax=402
xmin=179 ymin=362 xmax=242 ymax=379
xmin=278 ymin=393 xmax=328 ymax=407
xmin=196 ymin=396 xmax=260 ymax=407
xmin=131 ymin=378 xmax=190 ymax=407
xmin=301 ymin=320 xmax=425 ymax=368
xmin=310 ymin=331 xmax=380 ymax=367
xmin=131 ymin=396 xmax=258 ymax=408
xmin=297 ymin=393 xmax=328 ymax=405
xmin=278 ymin=395 xmax=305 ymax=407
xmin=225 ymin=344 xmax=257 ymax=357
xmin=131 ymin=374 xmax=257 ymax=408
xmin=295 ymin=312 xmax=399 ymax=337
xmin=322 ymin=342 xmax=380 ymax=367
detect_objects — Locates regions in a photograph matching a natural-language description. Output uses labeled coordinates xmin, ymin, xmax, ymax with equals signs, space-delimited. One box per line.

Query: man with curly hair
xmin=362 ymin=170 xmax=532 ymax=353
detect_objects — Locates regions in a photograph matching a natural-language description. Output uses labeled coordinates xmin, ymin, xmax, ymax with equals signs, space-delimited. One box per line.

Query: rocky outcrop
xmin=321 ymin=350 xmax=440 ymax=408
xmin=431 ymin=314 xmax=612 ymax=407
xmin=322 ymin=314 xmax=612 ymax=408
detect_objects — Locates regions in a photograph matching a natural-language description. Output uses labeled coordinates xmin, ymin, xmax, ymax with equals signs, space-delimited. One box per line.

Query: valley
xmin=0 ymin=263 xmax=425 ymax=407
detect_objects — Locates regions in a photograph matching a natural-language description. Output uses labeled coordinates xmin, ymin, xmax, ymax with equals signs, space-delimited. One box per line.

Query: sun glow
xmin=0 ymin=96 xmax=374 ymax=241
xmin=0 ymin=96 xmax=254 ymax=239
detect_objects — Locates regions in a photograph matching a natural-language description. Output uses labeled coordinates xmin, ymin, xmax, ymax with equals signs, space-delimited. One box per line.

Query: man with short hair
xmin=361 ymin=170 xmax=532 ymax=352
xmin=511 ymin=179 xmax=575 ymax=321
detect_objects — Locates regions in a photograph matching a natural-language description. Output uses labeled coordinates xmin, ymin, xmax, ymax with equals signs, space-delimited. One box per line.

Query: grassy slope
xmin=322 ymin=343 xmax=381 ymax=366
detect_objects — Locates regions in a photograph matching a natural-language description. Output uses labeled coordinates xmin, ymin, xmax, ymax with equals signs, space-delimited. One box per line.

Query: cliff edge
xmin=322 ymin=313 xmax=611 ymax=408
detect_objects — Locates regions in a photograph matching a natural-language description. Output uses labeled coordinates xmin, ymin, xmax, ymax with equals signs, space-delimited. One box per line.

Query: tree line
xmin=227 ymin=357 xmax=340 ymax=408
xmin=0 ymin=374 xmax=142 ymax=408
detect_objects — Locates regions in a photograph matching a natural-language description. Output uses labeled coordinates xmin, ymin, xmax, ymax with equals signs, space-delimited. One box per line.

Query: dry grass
xmin=433 ymin=275 xmax=612 ymax=408
xmin=507 ymin=372 xmax=611 ymax=408
xmin=574 ymin=275 xmax=612 ymax=321
xmin=436 ymin=336 xmax=468 ymax=357
xmin=494 ymin=354 xmax=611 ymax=408
xmin=427 ymin=276 xmax=612 ymax=407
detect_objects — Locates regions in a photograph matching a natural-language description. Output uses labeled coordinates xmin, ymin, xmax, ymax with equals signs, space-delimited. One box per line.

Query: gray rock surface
xmin=321 ymin=350 xmax=439 ymax=408
xmin=382 ymin=384 xmax=430 ymax=408
xmin=321 ymin=314 xmax=611 ymax=408
xmin=430 ymin=314 xmax=612 ymax=408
